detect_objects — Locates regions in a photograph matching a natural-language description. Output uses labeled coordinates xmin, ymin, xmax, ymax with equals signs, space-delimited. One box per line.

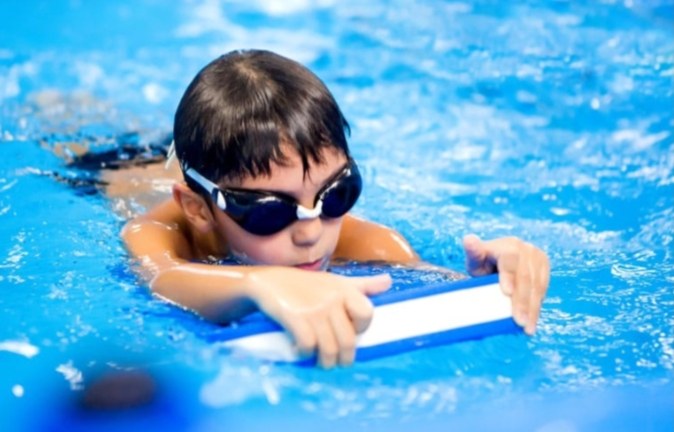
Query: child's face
xmin=212 ymin=146 xmax=349 ymax=271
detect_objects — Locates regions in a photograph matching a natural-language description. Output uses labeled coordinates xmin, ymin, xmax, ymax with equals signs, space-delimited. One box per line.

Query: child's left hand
xmin=462 ymin=234 xmax=550 ymax=335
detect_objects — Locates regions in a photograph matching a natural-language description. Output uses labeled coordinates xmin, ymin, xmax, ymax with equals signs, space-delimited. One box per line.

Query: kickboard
xmin=208 ymin=274 xmax=521 ymax=364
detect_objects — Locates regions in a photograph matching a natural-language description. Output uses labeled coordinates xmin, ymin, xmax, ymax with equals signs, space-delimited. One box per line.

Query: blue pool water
xmin=1 ymin=1 xmax=673 ymax=431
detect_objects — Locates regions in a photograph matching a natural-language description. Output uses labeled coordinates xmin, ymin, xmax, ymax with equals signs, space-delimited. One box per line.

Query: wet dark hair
xmin=173 ymin=49 xmax=351 ymax=192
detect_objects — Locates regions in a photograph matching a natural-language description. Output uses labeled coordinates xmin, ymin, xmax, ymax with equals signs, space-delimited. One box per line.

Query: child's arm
xmin=121 ymin=199 xmax=391 ymax=368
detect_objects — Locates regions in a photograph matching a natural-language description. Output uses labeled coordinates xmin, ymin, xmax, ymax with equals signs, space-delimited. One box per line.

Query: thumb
xmin=353 ymin=273 xmax=392 ymax=296
xmin=463 ymin=234 xmax=494 ymax=276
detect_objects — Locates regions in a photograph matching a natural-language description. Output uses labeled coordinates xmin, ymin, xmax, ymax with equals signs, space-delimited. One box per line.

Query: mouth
xmin=294 ymin=257 xmax=328 ymax=271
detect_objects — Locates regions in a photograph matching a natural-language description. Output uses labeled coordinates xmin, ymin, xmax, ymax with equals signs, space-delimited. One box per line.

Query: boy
xmin=122 ymin=50 xmax=550 ymax=368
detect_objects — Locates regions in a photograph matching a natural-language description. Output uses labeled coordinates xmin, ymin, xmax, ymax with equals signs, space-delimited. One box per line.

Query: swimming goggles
xmin=184 ymin=160 xmax=362 ymax=236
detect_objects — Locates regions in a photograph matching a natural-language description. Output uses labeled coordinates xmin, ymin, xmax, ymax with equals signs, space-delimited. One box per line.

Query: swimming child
xmin=121 ymin=49 xmax=550 ymax=368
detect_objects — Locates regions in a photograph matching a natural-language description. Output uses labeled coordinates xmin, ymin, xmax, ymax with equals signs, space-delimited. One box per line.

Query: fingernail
xmin=515 ymin=311 xmax=528 ymax=327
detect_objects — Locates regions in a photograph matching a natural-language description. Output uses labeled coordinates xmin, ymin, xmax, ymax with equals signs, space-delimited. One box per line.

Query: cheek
xmin=242 ymin=237 xmax=290 ymax=264
xmin=321 ymin=218 xmax=343 ymax=249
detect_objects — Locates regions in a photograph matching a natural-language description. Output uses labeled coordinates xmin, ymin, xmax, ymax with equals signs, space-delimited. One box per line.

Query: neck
xmin=187 ymin=223 xmax=229 ymax=261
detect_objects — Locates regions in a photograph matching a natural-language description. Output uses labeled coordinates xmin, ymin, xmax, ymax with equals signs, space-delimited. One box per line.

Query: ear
xmin=172 ymin=183 xmax=216 ymax=233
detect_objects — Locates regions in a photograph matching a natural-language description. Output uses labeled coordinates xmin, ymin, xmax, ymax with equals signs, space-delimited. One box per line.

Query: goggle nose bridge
xmin=296 ymin=199 xmax=323 ymax=220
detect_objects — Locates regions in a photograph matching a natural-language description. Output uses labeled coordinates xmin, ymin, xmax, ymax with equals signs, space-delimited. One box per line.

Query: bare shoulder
xmin=335 ymin=214 xmax=420 ymax=264
xmin=121 ymin=198 xmax=195 ymax=265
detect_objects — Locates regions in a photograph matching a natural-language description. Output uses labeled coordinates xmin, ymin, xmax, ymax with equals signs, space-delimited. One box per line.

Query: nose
xmin=291 ymin=216 xmax=323 ymax=247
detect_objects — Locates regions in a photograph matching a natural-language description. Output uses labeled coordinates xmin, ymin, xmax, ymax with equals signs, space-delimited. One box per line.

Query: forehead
xmin=223 ymin=146 xmax=348 ymax=190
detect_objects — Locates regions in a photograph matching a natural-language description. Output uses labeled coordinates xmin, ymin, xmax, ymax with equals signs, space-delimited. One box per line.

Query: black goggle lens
xmin=320 ymin=167 xmax=362 ymax=218
xmin=240 ymin=200 xmax=297 ymax=236
xmin=224 ymin=194 xmax=297 ymax=236
xmin=218 ymin=161 xmax=362 ymax=236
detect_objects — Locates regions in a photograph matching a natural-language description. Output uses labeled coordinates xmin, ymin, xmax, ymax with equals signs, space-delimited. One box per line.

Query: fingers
xmin=285 ymin=317 xmax=317 ymax=358
xmin=345 ymin=289 xmax=375 ymax=334
xmin=512 ymin=245 xmax=532 ymax=328
xmin=329 ymin=310 xmax=357 ymax=366
xmin=498 ymin=240 xmax=550 ymax=334
xmin=495 ymin=243 xmax=519 ymax=296
xmin=313 ymin=309 xmax=359 ymax=368
xmin=287 ymin=313 xmax=356 ymax=368
xmin=463 ymin=234 xmax=496 ymax=276
xmin=478 ymin=237 xmax=550 ymax=335
xmin=525 ymin=252 xmax=550 ymax=335
xmin=324 ymin=284 xmax=378 ymax=367
xmin=492 ymin=240 xmax=528 ymax=326
xmin=314 ymin=318 xmax=339 ymax=369
xmin=271 ymin=272 xmax=390 ymax=368
xmin=288 ymin=288 xmax=372 ymax=368
xmin=525 ymin=289 xmax=541 ymax=336
xmin=463 ymin=234 xmax=485 ymax=276
xmin=354 ymin=273 xmax=392 ymax=296
xmin=256 ymin=269 xmax=382 ymax=368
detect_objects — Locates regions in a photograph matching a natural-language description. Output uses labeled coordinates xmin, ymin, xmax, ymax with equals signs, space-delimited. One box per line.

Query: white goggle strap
xmin=296 ymin=199 xmax=323 ymax=220
xmin=164 ymin=140 xmax=178 ymax=170
xmin=184 ymin=167 xmax=227 ymax=210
